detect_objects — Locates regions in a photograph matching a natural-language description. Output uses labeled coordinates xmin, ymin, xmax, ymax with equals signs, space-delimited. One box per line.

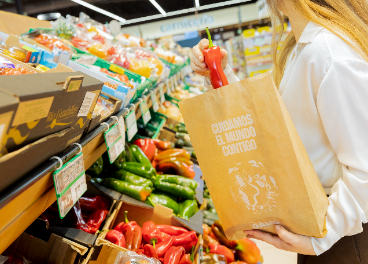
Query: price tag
xmin=104 ymin=124 xmax=125 ymax=163
xmin=53 ymin=153 xmax=85 ymax=196
xmin=57 ymin=173 xmax=87 ymax=218
xmin=126 ymin=110 xmax=138 ymax=141
xmin=151 ymin=93 xmax=159 ymax=112
xmin=140 ymin=99 xmax=151 ymax=124
xmin=159 ymin=85 xmax=165 ymax=104
xmin=118 ymin=116 xmax=126 ymax=146
xmin=165 ymin=79 xmax=171 ymax=95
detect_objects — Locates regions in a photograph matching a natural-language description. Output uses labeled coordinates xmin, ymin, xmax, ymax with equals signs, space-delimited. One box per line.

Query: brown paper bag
xmin=179 ymin=72 xmax=328 ymax=240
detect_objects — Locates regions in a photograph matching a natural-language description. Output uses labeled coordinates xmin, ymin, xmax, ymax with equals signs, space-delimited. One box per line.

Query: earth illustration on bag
xmin=229 ymin=160 xmax=278 ymax=215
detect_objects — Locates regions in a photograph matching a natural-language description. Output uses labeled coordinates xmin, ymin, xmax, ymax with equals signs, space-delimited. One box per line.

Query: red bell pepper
xmin=134 ymin=139 xmax=157 ymax=162
xmin=172 ymin=231 xmax=198 ymax=247
xmin=156 ymin=161 xmax=195 ymax=179
xmin=164 ymin=246 xmax=185 ymax=264
xmin=209 ymin=244 xmax=235 ymax=263
xmin=79 ymin=196 xmax=109 ymax=212
xmin=115 ymin=211 xmax=139 ymax=235
xmin=157 ymin=225 xmax=188 ymax=236
xmin=155 ymin=236 xmax=174 ymax=257
xmin=142 ymin=221 xmax=171 ymax=244
xmin=106 ymin=230 xmax=126 ymax=248
xmin=203 ymin=28 xmax=229 ymax=89
xmin=87 ymin=209 xmax=109 ymax=233
xmin=235 ymin=238 xmax=261 ymax=264
xmin=125 ymin=225 xmax=142 ymax=251
xmin=144 ymin=244 xmax=158 ymax=259
xmin=152 ymin=139 xmax=172 ymax=150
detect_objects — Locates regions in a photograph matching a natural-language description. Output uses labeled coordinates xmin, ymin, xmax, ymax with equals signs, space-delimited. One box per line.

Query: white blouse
xmin=219 ymin=22 xmax=368 ymax=255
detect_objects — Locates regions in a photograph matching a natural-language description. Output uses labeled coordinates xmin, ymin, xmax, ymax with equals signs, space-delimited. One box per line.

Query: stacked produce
xmin=39 ymin=195 xmax=110 ymax=234
xmin=105 ymin=211 xmax=198 ymax=264
xmin=203 ymin=221 xmax=262 ymax=264
xmin=88 ymin=139 xmax=198 ymax=220
xmin=158 ymin=101 xmax=184 ymax=123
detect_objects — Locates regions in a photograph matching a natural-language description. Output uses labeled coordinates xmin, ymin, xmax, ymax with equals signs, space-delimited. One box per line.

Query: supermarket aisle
xmin=255 ymin=240 xmax=297 ymax=264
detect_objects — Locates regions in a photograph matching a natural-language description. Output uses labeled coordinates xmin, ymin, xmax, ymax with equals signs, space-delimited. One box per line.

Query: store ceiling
xmin=0 ymin=0 xmax=257 ymax=25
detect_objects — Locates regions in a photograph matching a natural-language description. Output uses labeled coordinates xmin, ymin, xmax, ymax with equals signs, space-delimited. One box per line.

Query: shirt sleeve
xmin=312 ymin=60 xmax=368 ymax=254
xmin=204 ymin=64 xmax=240 ymax=89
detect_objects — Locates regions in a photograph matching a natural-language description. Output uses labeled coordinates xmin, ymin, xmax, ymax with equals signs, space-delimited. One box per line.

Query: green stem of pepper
xmin=190 ymin=246 xmax=195 ymax=262
xmin=206 ymin=27 xmax=213 ymax=48
xmin=125 ymin=211 xmax=129 ymax=223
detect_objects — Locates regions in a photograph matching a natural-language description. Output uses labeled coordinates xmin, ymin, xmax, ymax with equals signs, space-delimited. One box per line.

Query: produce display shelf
xmin=0 ymin=85 xmax=167 ymax=254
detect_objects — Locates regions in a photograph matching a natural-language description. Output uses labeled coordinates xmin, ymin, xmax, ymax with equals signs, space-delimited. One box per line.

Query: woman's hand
xmin=190 ymin=39 xmax=228 ymax=77
xmin=245 ymin=225 xmax=316 ymax=255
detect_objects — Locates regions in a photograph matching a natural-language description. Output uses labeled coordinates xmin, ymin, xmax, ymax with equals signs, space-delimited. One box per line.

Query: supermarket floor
xmin=254 ymin=240 xmax=297 ymax=264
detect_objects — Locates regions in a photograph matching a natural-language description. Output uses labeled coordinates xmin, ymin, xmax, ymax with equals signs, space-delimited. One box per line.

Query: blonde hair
xmin=266 ymin=0 xmax=368 ymax=87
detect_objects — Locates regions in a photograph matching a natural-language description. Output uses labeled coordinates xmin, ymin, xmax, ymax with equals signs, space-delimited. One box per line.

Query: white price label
xmin=104 ymin=124 xmax=125 ymax=163
xmin=140 ymin=100 xmax=151 ymax=124
xmin=159 ymin=85 xmax=165 ymax=104
xmin=118 ymin=116 xmax=126 ymax=147
xmin=151 ymin=93 xmax=159 ymax=112
xmin=53 ymin=153 xmax=85 ymax=195
xmin=78 ymin=91 xmax=96 ymax=117
xmin=126 ymin=111 xmax=138 ymax=141
xmin=57 ymin=173 xmax=87 ymax=218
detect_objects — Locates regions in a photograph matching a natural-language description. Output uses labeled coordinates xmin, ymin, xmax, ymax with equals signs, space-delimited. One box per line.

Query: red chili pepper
xmin=134 ymin=139 xmax=157 ymax=162
xmin=179 ymin=254 xmax=194 ymax=264
xmin=172 ymin=231 xmax=198 ymax=247
xmin=159 ymin=258 xmax=165 ymax=263
xmin=164 ymin=246 xmax=185 ymax=264
xmin=183 ymin=240 xmax=197 ymax=253
xmin=144 ymin=244 xmax=158 ymax=259
xmin=209 ymin=244 xmax=235 ymax=263
xmin=157 ymin=225 xmax=188 ymax=236
xmin=203 ymin=28 xmax=229 ymax=89
xmin=79 ymin=196 xmax=110 ymax=212
xmin=70 ymin=201 xmax=90 ymax=233
xmin=125 ymin=225 xmax=142 ymax=251
xmin=86 ymin=209 xmax=109 ymax=234
xmin=136 ymin=249 xmax=145 ymax=255
xmin=156 ymin=161 xmax=195 ymax=179
xmin=142 ymin=221 xmax=171 ymax=244
xmin=152 ymin=139 xmax=172 ymax=150
xmin=106 ymin=230 xmax=126 ymax=248
xmin=155 ymin=236 xmax=174 ymax=257
xmin=115 ymin=211 xmax=139 ymax=235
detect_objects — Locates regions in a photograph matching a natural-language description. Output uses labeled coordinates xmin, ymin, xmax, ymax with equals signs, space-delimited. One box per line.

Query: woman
xmin=191 ymin=0 xmax=368 ymax=263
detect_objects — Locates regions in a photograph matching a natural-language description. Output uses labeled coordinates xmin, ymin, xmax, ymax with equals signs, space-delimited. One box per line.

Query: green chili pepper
xmin=103 ymin=178 xmax=152 ymax=202
xmin=122 ymin=162 xmax=156 ymax=179
xmin=112 ymin=170 xmax=153 ymax=188
xmin=125 ymin=143 xmax=135 ymax=162
xmin=145 ymin=191 xmax=179 ymax=214
xmin=155 ymin=175 xmax=197 ymax=190
xmin=153 ymin=177 xmax=195 ymax=200
xmin=130 ymin=144 xmax=152 ymax=167
xmin=178 ymin=199 xmax=198 ymax=220
xmin=86 ymin=156 xmax=104 ymax=177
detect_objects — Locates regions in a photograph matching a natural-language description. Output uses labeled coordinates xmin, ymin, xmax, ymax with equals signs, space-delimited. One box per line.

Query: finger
xmin=190 ymin=62 xmax=209 ymax=77
xmin=275 ymin=225 xmax=299 ymax=245
xmin=221 ymin=49 xmax=228 ymax=60
xmin=190 ymin=52 xmax=207 ymax=69
xmin=199 ymin=39 xmax=209 ymax=51
xmin=192 ymin=46 xmax=206 ymax=65
xmin=245 ymin=230 xmax=288 ymax=250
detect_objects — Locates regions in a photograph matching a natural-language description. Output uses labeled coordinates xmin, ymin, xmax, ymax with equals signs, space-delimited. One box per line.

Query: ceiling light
xmin=37 ymin=13 xmax=61 ymax=20
xmin=195 ymin=0 xmax=200 ymax=8
xmin=149 ymin=0 xmax=167 ymax=16
xmin=71 ymin=0 xmax=126 ymax=23
xmin=121 ymin=0 xmax=251 ymax=25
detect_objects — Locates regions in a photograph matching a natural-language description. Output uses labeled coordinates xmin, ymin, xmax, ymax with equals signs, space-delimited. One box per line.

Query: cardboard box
xmin=0 ymin=91 xmax=18 ymax=154
xmin=89 ymin=201 xmax=202 ymax=264
xmin=0 ymin=11 xmax=51 ymax=36
xmin=7 ymin=231 xmax=89 ymax=264
xmin=0 ymin=71 xmax=102 ymax=153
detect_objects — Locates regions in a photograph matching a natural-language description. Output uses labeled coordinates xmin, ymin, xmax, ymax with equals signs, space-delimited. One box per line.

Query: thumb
xmin=275 ymin=225 xmax=298 ymax=245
